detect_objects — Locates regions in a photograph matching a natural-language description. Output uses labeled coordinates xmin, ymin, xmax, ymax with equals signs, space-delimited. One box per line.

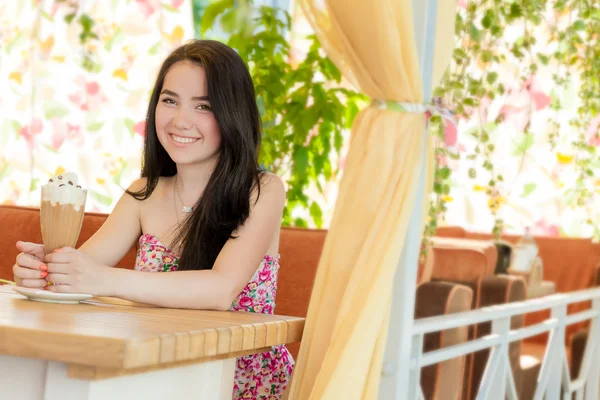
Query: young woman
xmin=13 ymin=40 xmax=293 ymax=399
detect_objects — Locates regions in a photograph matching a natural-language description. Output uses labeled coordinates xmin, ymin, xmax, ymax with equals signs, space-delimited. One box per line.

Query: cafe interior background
xmin=1 ymin=0 xmax=600 ymax=398
xmin=1 ymin=0 xmax=598 ymax=242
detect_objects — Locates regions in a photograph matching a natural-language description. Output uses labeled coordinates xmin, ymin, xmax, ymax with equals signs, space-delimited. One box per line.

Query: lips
xmin=169 ymin=133 xmax=199 ymax=145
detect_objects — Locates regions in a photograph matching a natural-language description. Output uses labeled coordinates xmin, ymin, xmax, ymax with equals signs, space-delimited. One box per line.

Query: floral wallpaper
xmin=438 ymin=3 xmax=600 ymax=240
xmin=1 ymin=0 xmax=597 ymax=241
xmin=442 ymin=73 xmax=596 ymax=238
xmin=0 ymin=0 xmax=193 ymax=212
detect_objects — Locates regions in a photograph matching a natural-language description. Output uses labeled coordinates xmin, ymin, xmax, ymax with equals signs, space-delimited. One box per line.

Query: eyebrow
xmin=160 ymin=89 xmax=209 ymax=101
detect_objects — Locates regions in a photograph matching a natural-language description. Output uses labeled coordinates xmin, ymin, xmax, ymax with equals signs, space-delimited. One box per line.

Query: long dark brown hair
xmin=127 ymin=40 xmax=262 ymax=271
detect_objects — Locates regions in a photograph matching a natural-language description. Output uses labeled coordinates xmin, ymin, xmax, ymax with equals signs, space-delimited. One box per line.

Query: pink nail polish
xmin=39 ymin=264 xmax=48 ymax=271
xmin=40 ymin=271 xmax=48 ymax=278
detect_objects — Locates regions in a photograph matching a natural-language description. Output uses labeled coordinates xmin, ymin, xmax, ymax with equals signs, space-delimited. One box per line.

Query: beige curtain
xmin=288 ymin=0 xmax=456 ymax=398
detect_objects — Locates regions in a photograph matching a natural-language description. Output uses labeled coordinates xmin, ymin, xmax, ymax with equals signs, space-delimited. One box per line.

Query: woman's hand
xmin=13 ymin=241 xmax=48 ymax=288
xmin=44 ymin=247 xmax=113 ymax=296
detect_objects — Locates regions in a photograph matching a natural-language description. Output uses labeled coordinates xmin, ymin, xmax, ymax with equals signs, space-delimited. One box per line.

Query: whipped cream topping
xmin=41 ymin=172 xmax=87 ymax=211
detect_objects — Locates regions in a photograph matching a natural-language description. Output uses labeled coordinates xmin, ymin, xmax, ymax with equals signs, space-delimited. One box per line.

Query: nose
xmin=172 ymin=109 xmax=193 ymax=131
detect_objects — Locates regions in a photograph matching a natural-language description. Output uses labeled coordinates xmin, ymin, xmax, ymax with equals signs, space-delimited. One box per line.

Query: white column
xmin=378 ymin=0 xmax=441 ymax=399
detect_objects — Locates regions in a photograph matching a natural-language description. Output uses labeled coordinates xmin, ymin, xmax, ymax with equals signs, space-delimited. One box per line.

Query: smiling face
xmin=154 ymin=60 xmax=221 ymax=167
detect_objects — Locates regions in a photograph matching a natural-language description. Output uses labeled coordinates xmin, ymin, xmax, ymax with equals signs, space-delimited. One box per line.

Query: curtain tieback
xmin=371 ymin=97 xmax=457 ymax=128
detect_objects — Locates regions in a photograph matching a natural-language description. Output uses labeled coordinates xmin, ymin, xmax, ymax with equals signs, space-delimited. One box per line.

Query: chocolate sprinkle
xmin=49 ymin=179 xmax=53 ymax=182
xmin=59 ymin=184 xmax=66 ymax=187
xmin=68 ymin=181 xmax=73 ymax=185
xmin=58 ymin=175 xmax=63 ymax=179
xmin=76 ymin=185 xmax=81 ymax=188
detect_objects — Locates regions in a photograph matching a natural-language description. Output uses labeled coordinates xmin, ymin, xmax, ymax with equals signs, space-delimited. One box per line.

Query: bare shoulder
xmin=236 ymin=172 xmax=285 ymax=239
xmin=260 ymin=171 xmax=284 ymax=187
xmin=125 ymin=176 xmax=173 ymax=202
xmin=116 ymin=177 xmax=148 ymax=217
xmin=127 ymin=177 xmax=148 ymax=193
xmin=255 ymin=172 xmax=286 ymax=206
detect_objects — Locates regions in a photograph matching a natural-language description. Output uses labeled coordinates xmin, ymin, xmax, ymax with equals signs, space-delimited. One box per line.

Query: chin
xmin=167 ymin=153 xmax=201 ymax=166
xmin=169 ymin=152 xmax=220 ymax=168
xmin=158 ymin=137 xmax=219 ymax=166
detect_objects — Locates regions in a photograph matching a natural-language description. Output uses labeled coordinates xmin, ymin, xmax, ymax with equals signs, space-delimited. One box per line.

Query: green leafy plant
xmin=198 ymin=0 xmax=367 ymax=227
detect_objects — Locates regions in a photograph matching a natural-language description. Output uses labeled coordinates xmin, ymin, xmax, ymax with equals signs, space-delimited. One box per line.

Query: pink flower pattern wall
xmin=0 ymin=0 xmax=193 ymax=212
xmin=440 ymin=6 xmax=600 ymax=239
xmin=1 ymin=1 xmax=598 ymax=240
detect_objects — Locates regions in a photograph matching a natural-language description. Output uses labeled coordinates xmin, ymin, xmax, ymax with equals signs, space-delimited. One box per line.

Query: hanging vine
xmin=422 ymin=0 xmax=600 ymax=255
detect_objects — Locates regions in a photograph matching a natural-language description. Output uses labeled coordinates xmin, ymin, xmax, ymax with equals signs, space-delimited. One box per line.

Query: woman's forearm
xmin=104 ymin=268 xmax=237 ymax=310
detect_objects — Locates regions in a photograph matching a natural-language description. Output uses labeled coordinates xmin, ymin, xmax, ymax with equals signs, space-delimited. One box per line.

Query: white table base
xmin=0 ymin=354 xmax=235 ymax=400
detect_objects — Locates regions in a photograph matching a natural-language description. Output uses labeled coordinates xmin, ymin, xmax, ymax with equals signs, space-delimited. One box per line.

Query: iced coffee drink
xmin=40 ymin=172 xmax=87 ymax=254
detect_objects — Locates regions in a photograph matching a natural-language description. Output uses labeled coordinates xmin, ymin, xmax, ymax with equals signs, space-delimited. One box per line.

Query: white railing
xmin=410 ymin=287 xmax=600 ymax=400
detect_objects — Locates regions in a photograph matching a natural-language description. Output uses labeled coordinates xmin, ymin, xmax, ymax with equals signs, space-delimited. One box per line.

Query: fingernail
xmin=39 ymin=264 xmax=48 ymax=271
xmin=40 ymin=271 xmax=48 ymax=278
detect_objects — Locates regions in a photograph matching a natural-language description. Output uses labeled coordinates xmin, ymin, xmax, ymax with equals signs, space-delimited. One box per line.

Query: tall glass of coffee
xmin=40 ymin=173 xmax=87 ymax=254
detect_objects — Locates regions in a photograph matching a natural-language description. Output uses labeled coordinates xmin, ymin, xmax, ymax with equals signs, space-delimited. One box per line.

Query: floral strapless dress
xmin=134 ymin=233 xmax=294 ymax=399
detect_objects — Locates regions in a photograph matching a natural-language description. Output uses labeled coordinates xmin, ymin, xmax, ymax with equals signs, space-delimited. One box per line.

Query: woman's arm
xmin=109 ymin=174 xmax=285 ymax=310
xmin=109 ymin=174 xmax=286 ymax=309
xmin=46 ymin=174 xmax=286 ymax=310
xmin=77 ymin=179 xmax=144 ymax=267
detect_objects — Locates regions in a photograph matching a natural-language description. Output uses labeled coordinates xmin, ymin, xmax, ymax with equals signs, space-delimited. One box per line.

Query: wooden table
xmin=0 ymin=285 xmax=304 ymax=400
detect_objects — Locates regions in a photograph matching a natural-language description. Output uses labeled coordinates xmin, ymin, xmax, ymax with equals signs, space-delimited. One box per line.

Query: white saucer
xmin=12 ymin=286 xmax=93 ymax=304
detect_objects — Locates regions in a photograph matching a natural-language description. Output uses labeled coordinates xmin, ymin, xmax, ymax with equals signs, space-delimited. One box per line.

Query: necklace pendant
xmin=182 ymin=206 xmax=193 ymax=213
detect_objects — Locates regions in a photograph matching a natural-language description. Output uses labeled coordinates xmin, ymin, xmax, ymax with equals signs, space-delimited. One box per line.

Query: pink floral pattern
xmin=0 ymin=1 xmax=193 ymax=212
xmin=134 ymin=234 xmax=294 ymax=399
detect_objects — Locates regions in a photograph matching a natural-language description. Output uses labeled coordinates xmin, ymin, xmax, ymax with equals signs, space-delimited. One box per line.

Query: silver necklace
xmin=174 ymin=176 xmax=194 ymax=213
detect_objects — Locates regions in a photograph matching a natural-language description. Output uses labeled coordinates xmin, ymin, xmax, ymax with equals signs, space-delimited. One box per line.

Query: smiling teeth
xmin=172 ymin=135 xmax=197 ymax=144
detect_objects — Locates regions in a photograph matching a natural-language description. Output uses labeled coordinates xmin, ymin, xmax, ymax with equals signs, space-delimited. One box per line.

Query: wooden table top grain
xmin=0 ymin=285 xmax=304 ymax=377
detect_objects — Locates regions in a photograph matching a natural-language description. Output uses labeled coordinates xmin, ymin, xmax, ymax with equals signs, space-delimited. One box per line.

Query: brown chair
xmin=435 ymin=226 xmax=468 ymax=239
xmin=473 ymin=275 xmax=540 ymax=400
xmin=427 ymin=237 xmax=541 ymax=399
xmin=277 ymin=227 xmax=327 ymax=359
xmin=416 ymin=281 xmax=473 ymax=400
